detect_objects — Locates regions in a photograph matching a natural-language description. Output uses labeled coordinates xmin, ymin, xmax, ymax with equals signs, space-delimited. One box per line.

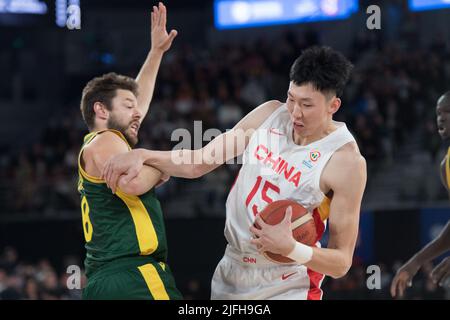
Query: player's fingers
xmin=157 ymin=3 xmax=162 ymax=26
xmin=153 ymin=5 xmax=159 ymax=24
xmin=254 ymin=215 xmax=268 ymax=228
xmin=101 ymin=161 xmax=108 ymax=180
xmin=151 ymin=12 xmax=155 ymax=29
xmin=250 ymin=237 xmax=260 ymax=246
xmin=398 ymin=280 xmax=406 ymax=298
xmin=390 ymin=277 xmax=399 ymax=298
xmin=249 ymin=225 xmax=262 ymax=237
xmin=160 ymin=2 xmax=166 ymax=27
xmin=110 ymin=170 xmax=121 ymax=194
xmin=161 ymin=30 xmax=177 ymax=48
xmin=431 ymin=261 xmax=445 ymax=284
xmin=169 ymin=29 xmax=178 ymax=41
xmin=104 ymin=163 xmax=113 ymax=189
xmin=126 ymin=167 xmax=140 ymax=183
xmin=283 ymin=206 xmax=293 ymax=224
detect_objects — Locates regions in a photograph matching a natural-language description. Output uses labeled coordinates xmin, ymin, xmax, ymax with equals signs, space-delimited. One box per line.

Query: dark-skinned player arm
xmin=91 ymin=132 xmax=163 ymax=196
xmin=302 ymin=154 xmax=366 ymax=278
xmin=135 ymin=3 xmax=177 ymax=120
xmin=410 ymin=221 xmax=450 ymax=266
xmin=101 ymin=100 xmax=282 ymax=192
xmin=141 ymin=100 xmax=283 ymax=178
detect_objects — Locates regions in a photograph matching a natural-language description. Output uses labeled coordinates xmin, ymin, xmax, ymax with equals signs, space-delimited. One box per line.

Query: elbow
xmin=329 ymin=259 xmax=352 ymax=279
xmin=190 ymin=164 xmax=204 ymax=179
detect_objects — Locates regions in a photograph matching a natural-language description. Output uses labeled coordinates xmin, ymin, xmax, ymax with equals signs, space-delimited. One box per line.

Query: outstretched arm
xmin=391 ymin=221 xmax=450 ymax=298
xmin=136 ymin=2 xmax=177 ymax=120
xmin=102 ymin=100 xmax=283 ymax=192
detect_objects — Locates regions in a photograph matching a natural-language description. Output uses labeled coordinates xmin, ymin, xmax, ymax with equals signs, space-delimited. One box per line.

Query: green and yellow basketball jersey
xmin=78 ymin=129 xmax=168 ymax=277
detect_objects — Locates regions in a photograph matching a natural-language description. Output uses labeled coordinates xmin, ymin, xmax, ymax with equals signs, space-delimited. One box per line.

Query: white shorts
xmin=211 ymin=245 xmax=325 ymax=300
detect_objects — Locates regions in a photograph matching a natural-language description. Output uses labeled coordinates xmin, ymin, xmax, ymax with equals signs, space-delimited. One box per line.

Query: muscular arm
xmin=409 ymin=221 xmax=450 ymax=265
xmin=250 ymin=146 xmax=367 ymax=279
xmin=141 ymin=100 xmax=283 ymax=178
xmin=84 ymin=132 xmax=163 ymax=196
xmin=102 ymin=100 xmax=283 ymax=190
xmin=135 ymin=3 xmax=177 ymax=120
xmin=304 ymin=152 xmax=367 ymax=278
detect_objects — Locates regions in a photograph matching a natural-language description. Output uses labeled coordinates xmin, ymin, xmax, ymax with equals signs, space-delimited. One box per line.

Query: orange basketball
xmin=253 ymin=199 xmax=317 ymax=264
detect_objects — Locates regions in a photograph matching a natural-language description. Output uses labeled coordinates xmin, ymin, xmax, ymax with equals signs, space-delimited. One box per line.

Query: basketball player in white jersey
xmin=101 ymin=46 xmax=367 ymax=300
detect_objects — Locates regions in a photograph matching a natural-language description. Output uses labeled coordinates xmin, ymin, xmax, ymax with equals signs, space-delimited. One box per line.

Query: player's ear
xmin=93 ymin=102 xmax=109 ymax=121
xmin=329 ymin=97 xmax=341 ymax=115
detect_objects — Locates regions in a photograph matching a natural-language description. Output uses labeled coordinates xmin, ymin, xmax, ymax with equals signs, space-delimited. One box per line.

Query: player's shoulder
xmin=262 ymin=100 xmax=284 ymax=111
xmin=84 ymin=130 xmax=128 ymax=154
xmin=252 ymin=100 xmax=285 ymax=120
xmin=330 ymin=142 xmax=366 ymax=172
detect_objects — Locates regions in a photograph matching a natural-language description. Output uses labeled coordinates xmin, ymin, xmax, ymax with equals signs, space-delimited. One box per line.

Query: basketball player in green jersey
xmin=391 ymin=91 xmax=450 ymax=298
xmin=78 ymin=3 xmax=182 ymax=300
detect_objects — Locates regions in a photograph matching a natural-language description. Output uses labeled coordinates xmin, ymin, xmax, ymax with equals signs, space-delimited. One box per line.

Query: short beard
xmin=106 ymin=115 xmax=138 ymax=147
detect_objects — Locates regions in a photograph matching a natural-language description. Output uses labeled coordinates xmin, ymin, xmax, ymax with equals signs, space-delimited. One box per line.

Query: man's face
xmin=436 ymin=102 xmax=450 ymax=141
xmin=286 ymin=82 xmax=337 ymax=140
xmin=106 ymin=89 xmax=141 ymax=147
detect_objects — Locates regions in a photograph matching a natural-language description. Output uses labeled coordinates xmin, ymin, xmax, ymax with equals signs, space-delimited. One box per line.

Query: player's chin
xmin=126 ymin=130 xmax=139 ymax=147
xmin=438 ymin=130 xmax=450 ymax=141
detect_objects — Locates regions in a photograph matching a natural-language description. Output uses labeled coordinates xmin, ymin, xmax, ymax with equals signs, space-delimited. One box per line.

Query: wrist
xmin=137 ymin=149 xmax=151 ymax=164
xmin=286 ymin=241 xmax=313 ymax=265
xmin=149 ymin=48 xmax=164 ymax=57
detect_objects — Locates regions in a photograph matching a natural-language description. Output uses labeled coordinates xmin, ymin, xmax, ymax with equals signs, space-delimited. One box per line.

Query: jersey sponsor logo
xmin=253 ymin=144 xmax=302 ymax=187
xmin=269 ymin=128 xmax=284 ymax=136
xmin=281 ymin=271 xmax=298 ymax=280
xmin=310 ymin=151 xmax=321 ymax=162
xmin=243 ymin=257 xmax=257 ymax=264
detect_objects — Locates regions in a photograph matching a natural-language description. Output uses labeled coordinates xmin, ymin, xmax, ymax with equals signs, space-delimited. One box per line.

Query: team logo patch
xmin=310 ymin=151 xmax=321 ymax=162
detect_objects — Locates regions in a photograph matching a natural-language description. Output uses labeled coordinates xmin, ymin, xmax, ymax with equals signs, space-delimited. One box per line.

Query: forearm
xmin=410 ymin=223 xmax=450 ymax=265
xmin=117 ymin=165 xmax=162 ymax=196
xmin=138 ymin=148 xmax=199 ymax=178
xmin=135 ymin=49 xmax=164 ymax=117
xmin=304 ymin=247 xmax=352 ymax=279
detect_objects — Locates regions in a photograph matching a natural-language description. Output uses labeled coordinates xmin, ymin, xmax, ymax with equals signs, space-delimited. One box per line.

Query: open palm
xmin=151 ymin=2 xmax=177 ymax=52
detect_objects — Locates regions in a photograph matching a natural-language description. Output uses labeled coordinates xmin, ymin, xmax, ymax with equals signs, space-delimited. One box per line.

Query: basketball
xmin=253 ymin=200 xmax=317 ymax=264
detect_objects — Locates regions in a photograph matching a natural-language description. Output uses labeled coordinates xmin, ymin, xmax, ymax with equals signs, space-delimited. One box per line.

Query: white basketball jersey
xmin=224 ymin=103 xmax=356 ymax=256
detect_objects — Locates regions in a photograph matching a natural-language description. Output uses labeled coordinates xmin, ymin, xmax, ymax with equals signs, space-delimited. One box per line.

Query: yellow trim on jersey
xmin=77 ymin=129 xmax=131 ymax=184
xmin=446 ymin=147 xmax=450 ymax=190
xmin=116 ymin=190 xmax=159 ymax=255
xmin=137 ymin=264 xmax=169 ymax=300
xmin=317 ymin=196 xmax=331 ymax=221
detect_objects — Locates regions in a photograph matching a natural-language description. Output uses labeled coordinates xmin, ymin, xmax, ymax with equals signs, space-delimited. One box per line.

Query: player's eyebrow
xmin=288 ymin=91 xmax=312 ymax=101
xmin=124 ymin=98 xmax=135 ymax=104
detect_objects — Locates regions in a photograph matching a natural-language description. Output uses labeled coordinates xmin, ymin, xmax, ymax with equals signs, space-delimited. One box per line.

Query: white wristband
xmin=287 ymin=242 xmax=313 ymax=265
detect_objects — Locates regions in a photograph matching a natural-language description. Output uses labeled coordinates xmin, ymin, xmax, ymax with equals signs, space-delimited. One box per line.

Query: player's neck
xmin=292 ymin=121 xmax=338 ymax=146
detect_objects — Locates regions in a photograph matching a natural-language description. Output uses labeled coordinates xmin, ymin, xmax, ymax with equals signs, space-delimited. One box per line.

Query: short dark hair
xmin=289 ymin=46 xmax=353 ymax=98
xmin=80 ymin=72 xmax=138 ymax=130
xmin=437 ymin=90 xmax=450 ymax=107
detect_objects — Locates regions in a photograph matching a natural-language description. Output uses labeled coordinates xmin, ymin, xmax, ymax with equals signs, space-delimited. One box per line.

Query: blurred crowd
xmin=1 ymin=25 xmax=450 ymax=216
xmin=0 ymin=246 xmax=84 ymax=300
xmin=1 ymin=245 xmax=447 ymax=300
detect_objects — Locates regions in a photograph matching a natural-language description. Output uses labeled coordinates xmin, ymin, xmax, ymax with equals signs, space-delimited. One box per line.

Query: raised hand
xmin=151 ymin=2 xmax=178 ymax=53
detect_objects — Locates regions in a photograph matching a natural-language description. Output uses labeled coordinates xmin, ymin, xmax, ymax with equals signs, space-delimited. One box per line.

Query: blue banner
xmin=214 ymin=0 xmax=359 ymax=30
xmin=409 ymin=0 xmax=450 ymax=11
